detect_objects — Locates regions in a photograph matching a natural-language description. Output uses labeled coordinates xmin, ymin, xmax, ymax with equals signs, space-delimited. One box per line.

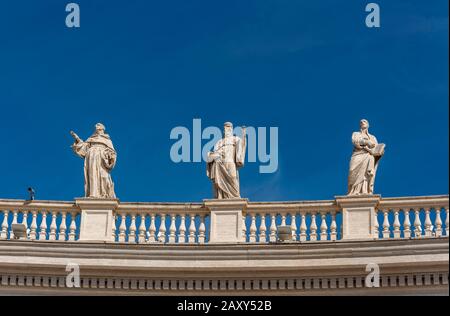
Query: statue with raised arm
xmin=207 ymin=122 xmax=247 ymax=199
xmin=348 ymin=119 xmax=385 ymax=195
xmin=71 ymin=123 xmax=117 ymax=199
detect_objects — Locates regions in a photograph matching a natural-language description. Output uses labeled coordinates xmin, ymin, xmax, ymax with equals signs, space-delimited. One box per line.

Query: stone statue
xmin=71 ymin=123 xmax=117 ymax=199
xmin=348 ymin=119 xmax=385 ymax=195
xmin=207 ymin=122 xmax=247 ymax=199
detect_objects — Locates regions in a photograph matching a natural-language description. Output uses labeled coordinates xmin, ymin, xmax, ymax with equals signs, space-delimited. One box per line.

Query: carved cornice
xmin=0 ymin=272 xmax=448 ymax=295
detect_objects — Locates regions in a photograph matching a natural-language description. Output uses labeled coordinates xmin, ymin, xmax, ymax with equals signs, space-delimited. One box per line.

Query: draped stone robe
xmin=348 ymin=131 xmax=382 ymax=195
xmin=207 ymin=135 xmax=246 ymax=199
xmin=72 ymin=133 xmax=117 ymax=199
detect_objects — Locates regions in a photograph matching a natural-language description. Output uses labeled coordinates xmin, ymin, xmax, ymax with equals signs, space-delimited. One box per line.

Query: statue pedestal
xmin=204 ymin=198 xmax=248 ymax=244
xmin=76 ymin=198 xmax=119 ymax=242
xmin=336 ymin=195 xmax=381 ymax=240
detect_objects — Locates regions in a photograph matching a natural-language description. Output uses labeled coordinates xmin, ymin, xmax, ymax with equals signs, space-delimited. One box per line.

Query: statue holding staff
xmin=71 ymin=123 xmax=117 ymax=199
xmin=207 ymin=122 xmax=247 ymax=199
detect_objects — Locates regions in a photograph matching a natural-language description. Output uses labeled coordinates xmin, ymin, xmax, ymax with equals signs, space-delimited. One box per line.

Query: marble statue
xmin=207 ymin=122 xmax=247 ymax=199
xmin=71 ymin=123 xmax=117 ymax=199
xmin=348 ymin=119 xmax=385 ymax=195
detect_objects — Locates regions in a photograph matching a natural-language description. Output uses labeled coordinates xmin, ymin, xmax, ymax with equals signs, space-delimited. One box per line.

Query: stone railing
xmin=0 ymin=200 xmax=80 ymax=241
xmin=0 ymin=195 xmax=448 ymax=244
xmin=375 ymin=196 xmax=449 ymax=239
xmin=113 ymin=203 xmax=208 ymax=243
xmin=243 ymin=200 xmax=341 ymax=242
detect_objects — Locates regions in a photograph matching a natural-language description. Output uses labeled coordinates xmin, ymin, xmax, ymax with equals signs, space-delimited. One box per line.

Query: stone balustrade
xmin=243 ymin=201 xmax=341 ymax=242
xmin=0 ymin=195 xmax=448 ymax=244
xmin=113 ymin=203 xmax=208 ymax=244
xmin=0 ymin=195 xmax=449 ymax=295
xmin=0 ymin=200 xmax=80 ymax=241
xmin=375 ymin=196 xmax=449 ymax=239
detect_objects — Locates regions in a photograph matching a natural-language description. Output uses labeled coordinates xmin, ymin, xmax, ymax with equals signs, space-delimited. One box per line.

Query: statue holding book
xmin=347 ymin=119 xmax=385 ymax=195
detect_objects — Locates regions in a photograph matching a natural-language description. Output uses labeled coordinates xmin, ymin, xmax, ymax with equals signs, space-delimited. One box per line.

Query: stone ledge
xmin=0 ymin=272 xmax=448 ymax=296
xmin=75 ymin=198 xmax=119 ymax=210
xmin=335 ymin=194 xmax=381 ymax=207
xmin=0 ymin=238 xmax=447 ymax=274
xmin=0 ymin=238 xmax=447 ymax=295
xmin=204 ymin=198 xmax=249 ymax=209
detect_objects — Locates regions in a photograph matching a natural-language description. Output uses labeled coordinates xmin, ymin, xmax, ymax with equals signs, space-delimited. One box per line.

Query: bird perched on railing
xmin=27 ymin=187 xmax=35 ymax=201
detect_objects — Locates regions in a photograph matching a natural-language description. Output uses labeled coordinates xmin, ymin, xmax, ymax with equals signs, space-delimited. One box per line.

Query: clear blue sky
xmin=0 ymin=0 xmax=448 ymax=202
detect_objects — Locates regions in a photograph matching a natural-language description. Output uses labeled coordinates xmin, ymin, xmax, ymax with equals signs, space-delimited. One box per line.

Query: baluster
xmin=49 ymin=211 xmax=57 ymax=241
xmin=158 ymin=214 xmax=167 ymax=243
xmin=178 ymin=215 xmax=186 ymax=243
xmin=281 ymin=213 xmax=286 ymax=226
xmin=291 ymin=213 xmax=297 ymax=241
xmin=169 ymin=214 xmax=177 ymax=243
xmin=299 ymin=213 xmax=307 ymax=242
xmin=374 ymin=210 xmax=379 ymax=239
xmin=393 ymin=209 xmax=401 ymax=239
xmin=59 ymin=211 xmax=67 ymax=241
xmin=198 ymin=215 xmax=206 ymax=244
xmin=414 ymin=208 xmax=422 ymax=238
xmin=118 ymin=213 xmax=127 ymax=242
xmin=111 ymin=213 xmax=117 ymax=242
xmin=310 ymin=212 xmax=317 ymax=241
xmin=320 ymin=212 xmax=328 ymax=241
xmin=22 ymin=210 xmax=29 ymax=239
xmin=1 ymin=210 xmax=9 ymax=239
xmin=10 ymin=210 xmax=18 ymax=239
xmin=39 ymin=211 xmax=48 ymax=240
xmin=330 ymin=212 xmax=337 ymax=241
xmin=382 ymin=209 xmax=390 ymax=239
xmin=242 ymin=214 xmax=247 ymax=242
xmin=68 ymin=211 xmax=77 ymax=241
xmin=188 ymin=214 xmax=196 ymax=243
xmin=403 ymin=208 xmax=411 ymax=238
xmin=434 ymin=207 xmax=442 ymax=237
xmin=29 ymin=211 xmax=38 ymax=240
xmin=269 ymin=214 xmax=277 ymax=242
xmin=129 ymin=213 xmax=137 ymax=243
xmin=138 ymin=214 xmax=146 ymax=243
xmin=148 ymin=214 xmax=156 ymax=243
xmin=259 ymin=214 xmax=267 ymax=243
xmin=12 ymin=210 xmax=18 ymax=225
xmin=424 ymin=208 xmax=432 ymax=237
xmin=446 ymin=207 xmax=449 ymax=236
xmin=249 ymin=213 xmax=257 ymax=243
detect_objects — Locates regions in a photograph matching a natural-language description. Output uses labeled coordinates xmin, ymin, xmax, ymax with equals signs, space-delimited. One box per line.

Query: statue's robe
xmin=207 ymin=135 xmax=246 ymax=199
xmin=348 ymin=131 xmax=382 ymax=195
xmin=72 ymin=133 xmax=117 ymax=199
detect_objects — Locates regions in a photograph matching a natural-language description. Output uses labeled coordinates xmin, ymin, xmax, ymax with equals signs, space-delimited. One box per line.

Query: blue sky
xmin=0 ymin=0 xmax=448 ymax=202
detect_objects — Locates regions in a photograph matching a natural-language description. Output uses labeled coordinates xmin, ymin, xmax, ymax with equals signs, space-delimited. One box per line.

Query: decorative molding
xmin=0 ymin=272 xmax=448 ymax=295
